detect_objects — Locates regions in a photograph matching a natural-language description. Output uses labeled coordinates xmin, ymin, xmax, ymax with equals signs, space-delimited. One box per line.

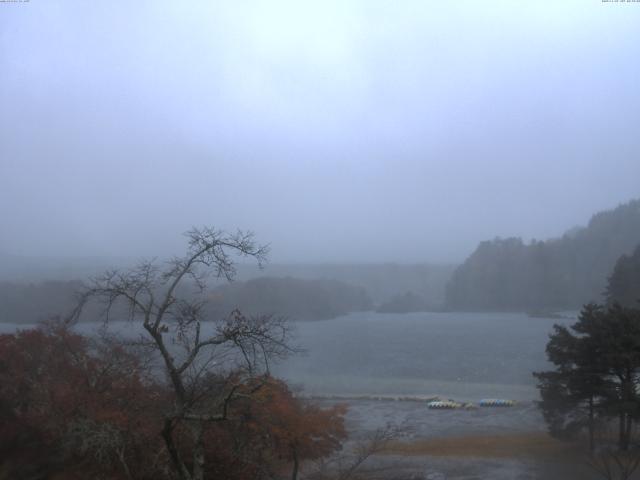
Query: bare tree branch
xmin=71 ymin=226 xmax=291 ymax=480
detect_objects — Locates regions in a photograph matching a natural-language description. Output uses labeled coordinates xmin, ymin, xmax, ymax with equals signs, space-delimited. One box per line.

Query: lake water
xmin=273 ymin=311 xmax=574 ymax=402
xmin=1 ymin=311 xmax=572 ymax=403
xmin=2 ymin=311 xmax=583 ymax=478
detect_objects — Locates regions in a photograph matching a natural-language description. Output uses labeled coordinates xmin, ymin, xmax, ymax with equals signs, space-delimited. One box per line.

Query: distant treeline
xmin=375 ymin=291 xmax=434 ymax=313
xmin=206 ymin=276 xmax=373 ymax=321
xmin=0 ymin=255 xmax=455 ymax=308
xmin=0 ymin=280 xmax=82 ymax=324
xmin=0 ymin=276 xmax=373 ymax=324
xmin=446 ymin=199 xmax=640 ymax=310
xmin=232 ymin=263 xmax=455 ymax=305
xmin=606 ymin=243 xmax=640 ymax=308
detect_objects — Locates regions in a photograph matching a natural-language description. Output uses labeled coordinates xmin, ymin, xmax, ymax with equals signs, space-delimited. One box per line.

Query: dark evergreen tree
xmin=534 ymin=304 xmax=612 ymax=451
xmin=607 ymin=244 xmax=640 ymax=308
xmin=535 ymin=303 xmax=640 ymax=451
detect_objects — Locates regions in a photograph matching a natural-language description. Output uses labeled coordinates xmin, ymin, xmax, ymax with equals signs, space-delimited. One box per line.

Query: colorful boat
xmin=479 ymin=398 xmax=515 ymax=407
xmin=427 ymin=400 xmax=462 ymax=409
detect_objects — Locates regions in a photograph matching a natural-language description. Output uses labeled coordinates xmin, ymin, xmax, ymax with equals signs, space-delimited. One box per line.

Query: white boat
xmin=427 ymin=400 xmax=462 ymax=409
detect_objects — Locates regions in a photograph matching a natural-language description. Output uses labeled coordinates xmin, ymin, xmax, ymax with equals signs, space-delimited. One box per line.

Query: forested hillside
xmin=0 ymin=276 xmax=373 ymax=324
xmin=606 ymin=244 xmax=640 ymax=308
xmin=233 ymin=263 xmax=455 ymax=305
xmin=0 ymin=256 xmax=454 ymax=309
xmin=446 ymin=199 xmax=640 ymax=310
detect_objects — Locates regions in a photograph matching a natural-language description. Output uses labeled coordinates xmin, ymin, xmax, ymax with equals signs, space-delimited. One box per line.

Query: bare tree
xmin=587 ymin=449 xmax=640 ymax=480
xmin=309 ymin=424 xmax=404 ymax=480
xmin=73 ymin=227 xmax=295 ymax=480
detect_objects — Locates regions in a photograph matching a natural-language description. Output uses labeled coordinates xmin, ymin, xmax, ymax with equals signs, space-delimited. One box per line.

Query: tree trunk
xmin=117 ymin=447 xmax=134 ymax=480
xmin=291 ymin=446 xmax=299 ymax=480
xmin=192 ymin=421 xmax=206 ymax=480
xmin=588 ymin=396 xmax=595 ymax=453
xmin=619 ymin=374 xmax=634 ymax=451
xmin=620 ymin=413 xmax=626 ymax=450
xmin=619 ymin=413 xmax=632 ymax=451
xmin=162 ymin=418 xmax=192 ymax=480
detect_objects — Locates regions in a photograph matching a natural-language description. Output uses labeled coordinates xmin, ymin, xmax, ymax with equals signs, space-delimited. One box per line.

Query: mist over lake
xmin=3 ymin=2 xmax=640 ymax=478
xmin=1 ymin=311 xmax=572 ymax=402
xmin=273 ymin=312 xmax=574 ymax=400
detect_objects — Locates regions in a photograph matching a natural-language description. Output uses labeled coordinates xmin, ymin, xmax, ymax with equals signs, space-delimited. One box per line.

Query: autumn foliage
xmin=0 ymin=322 xmax=346 ymax=479
xmin=204 ymin=378 xmax=347 ymax=479
xmin=0 ymin=321 xmax=166 ymax=479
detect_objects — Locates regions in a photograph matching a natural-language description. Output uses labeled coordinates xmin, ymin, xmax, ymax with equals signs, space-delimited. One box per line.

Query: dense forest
xmin=0 ymin=276 xmax=373 ymax=324
xmin=606 ymin=244 xmax=640 ymax=308
xmin=535 ymin=264 xmax=640 ymax=454
xmin=0 ymin=256 xmax=455 ymax=308
xmin=0 ymin=262 xmax=455 ymax=323
xmin=446 ymin=199 xmax=640 ymax=311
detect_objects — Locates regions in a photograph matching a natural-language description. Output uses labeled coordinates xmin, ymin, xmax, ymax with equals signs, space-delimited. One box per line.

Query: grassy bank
xmin=384 ymin=432 xmax=579 ymax=459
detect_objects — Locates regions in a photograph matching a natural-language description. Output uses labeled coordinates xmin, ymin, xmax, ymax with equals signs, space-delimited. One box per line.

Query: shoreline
xmin=384 ymin=431 xmax=577 ymax=459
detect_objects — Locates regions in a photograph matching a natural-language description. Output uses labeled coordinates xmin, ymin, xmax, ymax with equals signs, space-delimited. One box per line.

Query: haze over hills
xmin=0 ymin=253 xmax=454 ymax=301
xmin=446 ymin=199 xmax=640 ymax=311
xmin=0 ymin=253 xmax=136 ymax=283
xmin=232 ymin=263 xmax=455 ymax=305
xmin=2 ymin=198 xmax=640 ymax=321
xmin=0 ymin=260 xmax=454 ymax=323
xmin=2 ymin=2 xmax=640 ymax=478
xmin=205 ymin=276 xmax=373 ymax=321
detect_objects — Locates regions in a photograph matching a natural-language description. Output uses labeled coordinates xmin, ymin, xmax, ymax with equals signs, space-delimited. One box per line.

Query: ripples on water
xmin=1 ymin=311 xmax=574 ymax=401
xmin=273 ymin=311 xmax=574 ymax=401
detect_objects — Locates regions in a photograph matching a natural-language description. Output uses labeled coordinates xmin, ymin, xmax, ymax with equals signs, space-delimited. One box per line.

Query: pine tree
xmin=535 ymin=303 xmax=640 ymax=451
xmin=607 ymin=245 xmax=640 ymax=308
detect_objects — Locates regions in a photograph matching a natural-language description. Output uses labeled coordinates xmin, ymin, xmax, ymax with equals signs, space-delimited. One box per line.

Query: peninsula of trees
xmin=446 ymin=199 xmax=640 ymax=311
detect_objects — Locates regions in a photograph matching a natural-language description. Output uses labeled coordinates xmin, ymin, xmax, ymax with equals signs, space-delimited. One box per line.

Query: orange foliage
xmin=0 ymin=325 xmax=347 ymax=479
xmin=197 ymin=378 xmax=347 ymax=479
xmin=0 ymin=322 xmax=166 ymax=479
xmin=248 ymin=378 xmax=347 ymax=461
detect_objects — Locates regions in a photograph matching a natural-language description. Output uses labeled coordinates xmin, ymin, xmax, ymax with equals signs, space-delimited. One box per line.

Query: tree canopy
xmin=447 ymin=199 xmax=640 ymax=310
xmin=534 ymin=303 xmax=640 ymax=452
xmin=0 ymin=322 xmax=347 ymax=480
xmin=607 ymin=244 xmax=640 ymax=308
xmin=67 ymin=227 xmax=346 ymax=480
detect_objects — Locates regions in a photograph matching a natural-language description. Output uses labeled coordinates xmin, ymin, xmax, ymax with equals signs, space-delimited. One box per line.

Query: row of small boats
xmin=427 ymin=398 xmax=516 ymax=409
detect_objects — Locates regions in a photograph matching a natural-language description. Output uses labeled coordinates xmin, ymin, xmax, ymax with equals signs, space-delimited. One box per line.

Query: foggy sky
xmin=1 ymin=1 xmax=640 ymax=263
